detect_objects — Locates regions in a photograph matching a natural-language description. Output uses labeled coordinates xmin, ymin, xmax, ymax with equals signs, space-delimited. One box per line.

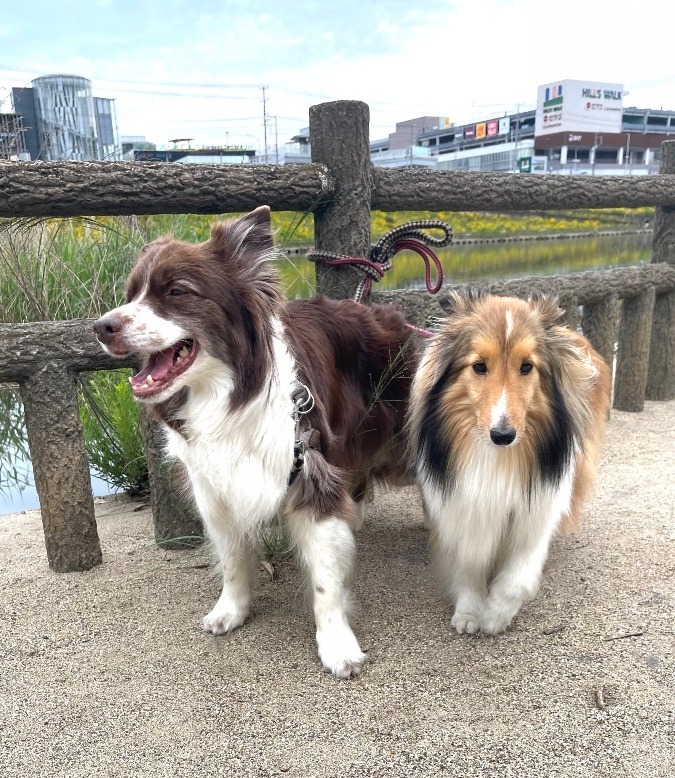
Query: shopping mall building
xmin=372 ymin=79 xmax=675 ymax=175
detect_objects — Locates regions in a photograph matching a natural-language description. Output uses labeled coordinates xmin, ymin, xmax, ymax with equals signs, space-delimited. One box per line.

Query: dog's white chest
xmin=423 ymin=446 xmax=575 ymax=568
xmin=162 ymin=347 xmax=297 ymax=534
xmin=167 ymin=415 xmax=294 ymax=534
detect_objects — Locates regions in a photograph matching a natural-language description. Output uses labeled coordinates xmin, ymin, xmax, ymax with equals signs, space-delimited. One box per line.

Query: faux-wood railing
xmin=1 ymin=100 xmax=674 ymax=572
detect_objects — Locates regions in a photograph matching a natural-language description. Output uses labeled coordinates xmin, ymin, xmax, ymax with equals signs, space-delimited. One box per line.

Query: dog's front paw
xmin=316 ymin=625 xmax=368 ymax=679
xmin=202 ymin=603 xmax=248 ymax=635
xmin=479 ymin=601 xmax=518 ymax=635
xmin=451 ymin=611 xmax=481 ymax=635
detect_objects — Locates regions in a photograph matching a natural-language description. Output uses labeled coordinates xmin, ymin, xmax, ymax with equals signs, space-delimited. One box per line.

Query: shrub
xmin=78 ymin=370 xmax=148 ymax=498
xmin=0 ymin=388 xmax=30 ymax=497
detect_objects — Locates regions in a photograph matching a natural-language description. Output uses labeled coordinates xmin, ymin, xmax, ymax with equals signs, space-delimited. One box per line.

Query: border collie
xmin=408 ymin=289 xmax=611 ymax=635
xmin=94 ymin=207 xmax=417 ymax=678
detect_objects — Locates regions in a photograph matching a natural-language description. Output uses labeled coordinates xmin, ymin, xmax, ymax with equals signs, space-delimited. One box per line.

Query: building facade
xmin=417 ymin=80 xmax=675 ymax=175
xmin=11 ymin=74 xmax=121 ymax=161
xmin=0 ymin=113 xmax=29 ymax=160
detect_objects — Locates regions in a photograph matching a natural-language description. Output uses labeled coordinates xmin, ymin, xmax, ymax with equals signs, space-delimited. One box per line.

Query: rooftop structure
xmin=132 ymin=147 xmax=256 ymax=164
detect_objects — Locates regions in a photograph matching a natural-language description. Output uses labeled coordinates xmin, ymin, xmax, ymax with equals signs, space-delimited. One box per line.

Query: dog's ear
xmin=237 ymin=205 xmax=274 ymax=251
xmin=208 ymin=206 xmax=274 ymax=260
xmin=528 ymin=293 xmax=564 ymax=329
xmin=240 ymin=205 xmax=272 ymax=233
xmin=439 ymin=286 xmax=485 ymax=316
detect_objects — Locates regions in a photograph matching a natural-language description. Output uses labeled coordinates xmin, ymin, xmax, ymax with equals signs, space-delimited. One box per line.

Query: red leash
xmin=307 ymin=220 xmax=453 ymax=339
xmin=404 ymin=322 xmax=434 ymax=338
xmin=307 ymin=219 xmax=452 ymax=303
xmin=389 ymin=238 xmax=444 ymax=295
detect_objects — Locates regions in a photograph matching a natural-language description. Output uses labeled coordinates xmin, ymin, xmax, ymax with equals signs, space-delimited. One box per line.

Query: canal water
xmin=278 ymin=231 xmax=653 ymax=299
xmin=0 ymin=452 xmax=116 ymax=516
xmin=0 ymin=233 xmax=653 ymax=515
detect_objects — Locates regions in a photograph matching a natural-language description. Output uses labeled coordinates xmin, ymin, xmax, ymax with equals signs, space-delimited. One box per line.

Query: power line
xmin=163 ymin=116 xmax=263 ymax=124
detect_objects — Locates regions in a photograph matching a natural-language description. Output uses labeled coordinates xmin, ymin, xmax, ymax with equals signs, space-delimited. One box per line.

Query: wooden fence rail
xmin=4 ymin=158 xmax=675 ymax=217
xmin=1 ymin=99 xmax=674 ymax=572
xmin=0 ymin=162 xmax=334 ymax=217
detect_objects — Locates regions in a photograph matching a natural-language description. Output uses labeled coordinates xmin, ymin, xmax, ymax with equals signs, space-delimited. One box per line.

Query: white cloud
xmin=1 ymin=0 xmax=674 ymax=147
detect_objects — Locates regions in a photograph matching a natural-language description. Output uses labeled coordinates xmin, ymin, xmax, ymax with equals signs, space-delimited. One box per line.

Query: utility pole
xmin=514 ymin=103 xmax=521 ymax=172
xmin=261 ymin=85 xmax=269 ymax=163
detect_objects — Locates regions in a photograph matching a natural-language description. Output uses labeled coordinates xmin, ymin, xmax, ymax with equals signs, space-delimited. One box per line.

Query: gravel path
xmin=1 ymin=401 xmax=673 ymax=777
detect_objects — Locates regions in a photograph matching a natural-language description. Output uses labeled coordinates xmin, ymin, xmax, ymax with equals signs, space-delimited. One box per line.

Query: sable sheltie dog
xmin=408 ymin=289 xmax=611 ymax=636
xmin=94 ymin=207 xmax=417 ymax=678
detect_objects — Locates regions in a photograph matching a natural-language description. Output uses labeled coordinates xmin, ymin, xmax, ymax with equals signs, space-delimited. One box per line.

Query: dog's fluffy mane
xmin=409 ymin=288 xmax=603 ymax=502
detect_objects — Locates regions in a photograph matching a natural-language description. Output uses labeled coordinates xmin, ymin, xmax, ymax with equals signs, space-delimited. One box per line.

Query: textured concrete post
xmin=648 ymin=140 xmax=675 ymax=400
xmin=582 ymin=295 xmax=618 ymax=373
xmin=646 ymin=290 xmax=675 ymax=400
xmin=561 ymin=297 xmax=581 ymax=331
xmin=613 ymin=289 xmax=656 ymax=412
xmin=309 ymin=100 xmax=372 ymax=300
xmin=19 ymin=365 xmax=102 ymax=572
xmin=141 ymin=412 xmax=203 ymax=549
xmin=652 ymin=141 xmax=675 ymax=264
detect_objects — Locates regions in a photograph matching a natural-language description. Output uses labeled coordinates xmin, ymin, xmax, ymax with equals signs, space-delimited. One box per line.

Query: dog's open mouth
xmin=129 ymin=339 xmax=199 ymax=398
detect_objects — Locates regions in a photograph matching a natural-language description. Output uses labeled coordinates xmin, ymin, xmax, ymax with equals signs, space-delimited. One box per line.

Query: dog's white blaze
xmin=421 ymin=443 xmax=575 ymax=635
xmin=490 ymin=388 xmax=509 ymax=428
xmin=505 ymin=310 xmax=514 ymax=340
xmin=108 ymin=298 xmax=188 ymax=354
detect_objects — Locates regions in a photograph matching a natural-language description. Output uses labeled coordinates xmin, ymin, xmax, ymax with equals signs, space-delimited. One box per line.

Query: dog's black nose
xmin=93 ymin=313 xmax=123 ymax=344
xmin=490 ymin=426 xmax=517 ymax=446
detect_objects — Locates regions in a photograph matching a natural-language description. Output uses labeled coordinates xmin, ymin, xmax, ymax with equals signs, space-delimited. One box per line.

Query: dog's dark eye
xmin=168 ymin=288 xmax=184 ymax=297
xmin=520 ymin=362 xmax=534 ymax=375
xmin=472 ymin=362 xmax=487 ymax=375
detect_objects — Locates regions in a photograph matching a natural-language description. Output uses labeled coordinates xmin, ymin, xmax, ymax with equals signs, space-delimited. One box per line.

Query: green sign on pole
xmin=518 ymin=156 xmax=532 ymax=173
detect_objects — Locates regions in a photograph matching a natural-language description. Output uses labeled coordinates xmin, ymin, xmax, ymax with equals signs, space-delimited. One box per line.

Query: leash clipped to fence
xmin=307 ymin=219 xmax=453 ymax=303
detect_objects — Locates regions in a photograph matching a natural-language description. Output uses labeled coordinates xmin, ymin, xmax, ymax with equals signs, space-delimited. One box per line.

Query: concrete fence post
xmin=647 ymin=139 xmax=675 ymax=400
xmin=646 ymin=290 xmax=675 ymax=400
xmin=19 ymin=365 xmax=102 ymax=572
xmin=582 ymin=294 xmax=619 ymax=373
xmin=309 ymin=100 xmax=372 ymax=300
xmin=140 ymin=413 xmax=203 ymax=549
xmin=561 ymin=296 xmax=581 ymax=331
xmin=613 ymin=288 xmax=656 ymax=412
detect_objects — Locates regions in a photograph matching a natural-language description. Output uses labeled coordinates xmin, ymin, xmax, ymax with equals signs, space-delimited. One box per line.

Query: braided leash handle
xmin=370 ymin=219 xmax=453 ymax=263
xmin=307 ymin=219 xmax=453 ymax=302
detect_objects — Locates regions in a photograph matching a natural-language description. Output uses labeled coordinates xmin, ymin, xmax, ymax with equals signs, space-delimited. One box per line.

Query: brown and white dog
xmin=94 ymin=207 xmax=417 ymax=678
xmin=408 ymin=289 xmax=611 ymax=635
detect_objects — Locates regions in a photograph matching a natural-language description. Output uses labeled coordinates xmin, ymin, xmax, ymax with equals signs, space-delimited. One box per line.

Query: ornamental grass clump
xmin=78 ymin=370 xmax=149 ymax=497
xmin=0 ymin=217 xmax=147 ymax=498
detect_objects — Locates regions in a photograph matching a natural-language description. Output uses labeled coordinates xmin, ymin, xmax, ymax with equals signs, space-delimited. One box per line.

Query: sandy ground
xmin=1 ymin=401 xmax=673 ymax=778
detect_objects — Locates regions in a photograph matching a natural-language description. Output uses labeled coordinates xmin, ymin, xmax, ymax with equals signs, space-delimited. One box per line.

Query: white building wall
xmin=437 ymin=139 xmax=536 ymax=172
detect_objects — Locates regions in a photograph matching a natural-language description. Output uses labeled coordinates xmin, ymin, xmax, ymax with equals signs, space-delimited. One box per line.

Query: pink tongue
xmin=133 ymin=346 xmax=176 ymax=385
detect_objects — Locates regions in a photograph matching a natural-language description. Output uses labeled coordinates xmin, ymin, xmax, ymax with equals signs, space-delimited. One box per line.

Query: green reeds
xmin=78 ymin=370 xmax=149 ymax=497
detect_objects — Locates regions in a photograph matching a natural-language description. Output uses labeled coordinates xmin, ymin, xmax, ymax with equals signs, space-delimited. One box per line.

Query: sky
xmin=1 ymin=0 xmax=674 ymax=152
